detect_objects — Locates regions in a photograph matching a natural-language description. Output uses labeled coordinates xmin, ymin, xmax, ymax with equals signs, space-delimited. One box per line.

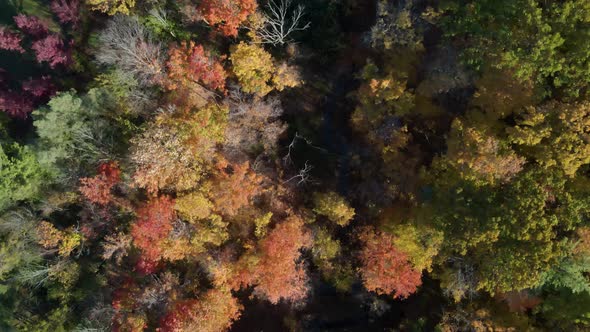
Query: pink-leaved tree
xmin=13 ymin=14 xmax=49 ymax=38
xmin=0 ymin=27 xmax=24 ymax=53
xmin=51 ymin=0 xmax=80 ymax=28
xmin=31 ymin=34 xmax=72 ymax=68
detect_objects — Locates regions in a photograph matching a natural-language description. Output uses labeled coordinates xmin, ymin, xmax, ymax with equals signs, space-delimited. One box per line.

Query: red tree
xmin=358 ymin=227 xmax=422 ymax=299
xmin=31 ymin=34 xmax=71 ymax=68
xmin=21 ymin=76 xmax=56 ymax=99
xmin=158 ymin=289 xmax=242 ymax=332
xmin=231 ymin=215 xmax=312 ymax=304
xmin=0 ymin=89 xmax=34 ymax=118
xmin=197 ymin=0 xmax=257 ymax=37
xmin=0 ymin=76 xmax=56 ymax=118
xmin=0 ymin=27 xmax=24 ymax=53
xmin=51 ymin=0 xmax=80 ymax=27
xmin=256 ymin=216 xmax=311 ymax=303
xmin=79 ymin=161 xmax=121 ymax=205
xmin=135 ymin=256 xmax=162 ymax=275
xmin=166 ymin=41 xmax=227 ymax=91
xmin=13 ymin=14 xmax=48 ymax=38
xmin=130 ymin=196 xmax=175 ymax=262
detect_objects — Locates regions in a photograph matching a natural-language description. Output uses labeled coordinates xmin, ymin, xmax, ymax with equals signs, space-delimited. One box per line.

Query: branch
xmin=255 ymin=0 xmax=310 ymax=45
xmin=283 ymin=160 xmax=314 ymax=185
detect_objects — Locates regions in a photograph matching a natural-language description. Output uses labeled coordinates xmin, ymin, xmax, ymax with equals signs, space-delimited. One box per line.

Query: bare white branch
xmin=256 ymin=0 xmax=311 ymax=46
xmin=283 ymin=160 xmax=314 ymax=185
xmin=282 ymin=132 xmax=326 ymax=165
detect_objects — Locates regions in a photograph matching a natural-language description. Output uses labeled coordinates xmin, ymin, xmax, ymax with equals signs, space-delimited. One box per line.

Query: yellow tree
xmin=131 ymin=103 xmax=228 ymax=193
xmin=312 ymin=191 xmax=355 ymax=226
xmin=351 ymin=61 xmax=415 ymax=142
xmin=508 ymin=101 xmax=590 ymax=177
xmin=230 ymin=42 xmax=300 ymax=96
xmin=87 ymin=0 xmax=135 ymax=15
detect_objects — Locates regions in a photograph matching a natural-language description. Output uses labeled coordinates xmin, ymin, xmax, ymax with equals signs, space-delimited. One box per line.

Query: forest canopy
xmin=1 ymin=0 xmax=590 ymax=330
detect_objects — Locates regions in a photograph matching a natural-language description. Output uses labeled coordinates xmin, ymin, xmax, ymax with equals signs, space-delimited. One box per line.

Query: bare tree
xmin=138 ymin=272 xmax=179 ymax=310
xmin=283 ymin=161 xmax=314 ymax=185
xmin=96 ymin=15 xmax=163 ymax=86
xmin=283 ymin=132 xmax=326 ymax=165
xmin=101 ymin=233 xmax=132 ymax=265
xmin=443 ymin=257 xmax=478 ymax=302
xmin=74 ymin=297 xmax=115 ymax=332
xmin=256 ymin=0 xmax=311 ymax=46
xmin=224 ymin=90 xmax=287 ymax=161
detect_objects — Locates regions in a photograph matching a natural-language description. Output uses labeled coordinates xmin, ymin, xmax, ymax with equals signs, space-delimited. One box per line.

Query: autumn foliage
xmin=209 ymin=160 xmax=263 ymax=216
xmin=230 ymin=42 xmax=300 ymax=96
xmin=112 ymin=281 xmax=148 ymax=332
xmin=36 ymin=221 xmax=82 ymax=256
xmin=13 ymin=14 xmax=49 ymax=38
xmin=166 ymin=41 xmax=227 ymax=91
xmin=0 ymin=27 xmax=24 ymax=53
xmin=6 ymin=1 xmax=590 ymax=330
xmin=131 ymin=196 xmax=176 ymax=263
xmin=0 ymin=90 xmax=34 ymax=118
xmin=444 ymin=119 xmax=525 ymax=184
xmin=0 ymin=14 xmax=66 ymax=118
xmin=51 ymin=0 xmax=80 ymax=27
xmin=229 ymin=215 xmax=312 ymax=304
xmin=0 ymin=75 xmax=56 ymax=118
xmin=131 ymin=103 xmax=227 ymax=193
xmin=31 ymin=34 xmax=71 ymax=68
xmin=79 ymin=162 xmax=121 ymax=205
xmin=196 ymin=0 xmax=257 ymax=36
xmin=158 ymin=289 xmax=242 ymax=332
xmin=87 ymin=0 xmax=135 ymax=15
xmin=358 ymin=227 xmax=422 ymax=299
xmin=21 ymin=76 xmax=56 ymax=99
xmin=254 ymin=215 xmax=312 ymax=303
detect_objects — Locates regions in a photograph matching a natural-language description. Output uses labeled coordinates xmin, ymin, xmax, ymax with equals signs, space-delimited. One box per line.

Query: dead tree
xmin=256 ymin=0 xmax=310 ymax=46
xmin=96 ymin=15 xmax=163 ymax=86
xmin=283 ymin=160 xmax=314 ymax=185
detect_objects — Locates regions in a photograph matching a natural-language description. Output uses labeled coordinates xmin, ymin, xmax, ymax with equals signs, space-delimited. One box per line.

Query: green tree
xmin=537 ymin=288 xmax=590 ymax=328
xmin=33 ymin=89 xmax=117 ymax=176
xmin=0 ymin=143 xmax=51 ymax=211
xmin=541 ymin=256 xmax=590 ymax=294
xmin=541 ymin=228 xmax=590 ymax=294
xmin=0 ymin=209 xmax=42 ymax=284
xmin=428 ymin=166 xmax=589 ymax=294
xmin=441 ymin=0 xmax=590 ymax=97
